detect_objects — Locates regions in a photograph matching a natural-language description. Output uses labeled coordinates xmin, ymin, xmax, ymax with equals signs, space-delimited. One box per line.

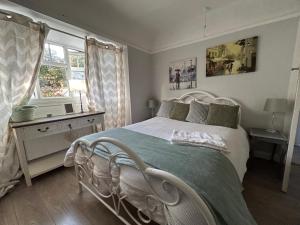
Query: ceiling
xmin=6 ymin=0 xmax=300 ymax=53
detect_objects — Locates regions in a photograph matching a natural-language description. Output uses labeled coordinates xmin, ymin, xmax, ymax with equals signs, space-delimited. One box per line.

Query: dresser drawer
xmin=23 ymin=122 xmax=60 ymax=140
xmin=60 ymin=115 xmax=103 ymax=131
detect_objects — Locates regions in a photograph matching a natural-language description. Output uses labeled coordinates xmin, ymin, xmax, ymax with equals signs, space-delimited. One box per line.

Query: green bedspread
xmin=76 ymin=128 xmax=257 ymax=225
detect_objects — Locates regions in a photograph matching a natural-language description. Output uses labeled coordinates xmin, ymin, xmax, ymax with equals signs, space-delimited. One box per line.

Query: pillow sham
xmin=169 ymin=102 xmax=190 ymax=121
xmin=186 ymin=100 xmax=209 ymax=124
xmin=206 ymin=103 xmax=239 ymax=129
xmin=156 ymin=100 xmax=175 ymax=118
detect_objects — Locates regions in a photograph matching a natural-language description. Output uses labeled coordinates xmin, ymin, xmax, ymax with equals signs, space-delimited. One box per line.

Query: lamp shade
xmin=69 ymin=79 xmax=86 ymax=92
xmin=264 ymin=98 xmax=287 ymax=113
xmin=147 ymin=99 xmax=156 ymax=109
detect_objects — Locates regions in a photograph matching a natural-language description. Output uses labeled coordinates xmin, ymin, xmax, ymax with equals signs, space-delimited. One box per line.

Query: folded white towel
xmin=170 ymin=129 xmax=228 ymax=152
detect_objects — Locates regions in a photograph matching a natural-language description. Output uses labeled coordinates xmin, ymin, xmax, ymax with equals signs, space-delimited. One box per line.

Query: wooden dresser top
xmin=10 ymin=111 xmax=105 ymax=128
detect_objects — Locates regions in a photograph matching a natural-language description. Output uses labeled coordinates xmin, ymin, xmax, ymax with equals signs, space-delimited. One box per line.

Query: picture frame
xmin=169 ymin=57 xmax=197 ymax=90
xmin=206 ymin=36 xmax=258 ymax=77
xmin=64 ymin=103 xmax=74 ymax=114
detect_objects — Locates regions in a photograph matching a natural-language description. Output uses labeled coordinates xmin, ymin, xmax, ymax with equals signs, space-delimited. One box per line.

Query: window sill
xmin=29 ymin=97 xmax=83 ymax=107
xmin=29 ymin=97 xmax=88 ymax=118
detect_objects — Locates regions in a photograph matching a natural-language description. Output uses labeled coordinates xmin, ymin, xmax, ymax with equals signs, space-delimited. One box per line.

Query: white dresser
xmin=10 ymin=111 xmax=105 ymax=186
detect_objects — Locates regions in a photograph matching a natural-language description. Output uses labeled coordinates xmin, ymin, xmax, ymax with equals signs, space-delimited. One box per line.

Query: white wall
xmin=128 ymin=46 xmax=153 ymax=122
xmin=152 ymin=18 xmax=298 ymax=130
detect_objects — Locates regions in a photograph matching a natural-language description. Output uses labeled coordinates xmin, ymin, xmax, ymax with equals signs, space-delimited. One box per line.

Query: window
xmin=44 ymin=43 xmax=65 ymax=64
xmin=32 ymin=42 xmax=85 ymax=99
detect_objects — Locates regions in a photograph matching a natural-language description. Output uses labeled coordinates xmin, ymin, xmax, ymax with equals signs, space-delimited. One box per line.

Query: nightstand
xmin=248 ymin=128 xmax=288 ymax=171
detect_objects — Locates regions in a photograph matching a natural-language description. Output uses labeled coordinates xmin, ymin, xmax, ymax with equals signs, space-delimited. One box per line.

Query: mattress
xmin=67 ymin=117 xmax=252 ymax=224
xmin=125 ymin=117 xmax=249 ymax=181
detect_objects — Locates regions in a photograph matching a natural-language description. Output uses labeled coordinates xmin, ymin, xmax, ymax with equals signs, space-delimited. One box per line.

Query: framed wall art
xmin=206 ymin=36 xmax=258 ymax=77
xmin=169 ymin=57 xmax=197 ymax=90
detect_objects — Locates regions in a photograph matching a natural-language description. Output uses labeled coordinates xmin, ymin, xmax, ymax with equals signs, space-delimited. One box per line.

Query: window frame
xmin=31 ymin=41 xmax=85 ymax=104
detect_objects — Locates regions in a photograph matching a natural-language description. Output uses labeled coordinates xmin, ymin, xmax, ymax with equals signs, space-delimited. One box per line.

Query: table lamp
xmin=69 ymin=79 xmax=86 ymax=113
xmin=264 ymin=98 xmax=287 ymax=133
xmin=147 ymin=99 xmax=157 ymax=117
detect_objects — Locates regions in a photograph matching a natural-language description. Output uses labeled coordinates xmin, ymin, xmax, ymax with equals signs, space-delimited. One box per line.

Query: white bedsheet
xmin=125 ymin=117 xmax=249 ymax=181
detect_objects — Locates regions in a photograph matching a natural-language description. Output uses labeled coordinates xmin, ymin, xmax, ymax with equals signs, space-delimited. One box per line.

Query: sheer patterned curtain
xmin=85 ymin=38 xmax=131 ymax=129
xmin=0 ymin=13 xmax=48 ymax=198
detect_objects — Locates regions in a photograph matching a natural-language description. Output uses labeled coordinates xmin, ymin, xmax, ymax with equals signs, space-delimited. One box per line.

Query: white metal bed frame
xmin=72 ymin=91 xmax=241 ymax=225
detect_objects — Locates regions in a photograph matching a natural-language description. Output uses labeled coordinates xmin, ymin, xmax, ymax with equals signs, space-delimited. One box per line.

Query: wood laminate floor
xmin=0 ymin=159 xmax=300 ymax=225
xmin=293 ymin=146 xmax=300 ymax=165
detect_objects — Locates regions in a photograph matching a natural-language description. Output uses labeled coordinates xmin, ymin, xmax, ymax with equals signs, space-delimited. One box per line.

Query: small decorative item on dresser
xmin=264 ymin=98 xmax=288 ymax=133
xmin=64 ymin=103 xmax=74 ymax=114
xmin=147 ymin=98 xmax=157 ymax=117
xmin=11 ymin=105 xmax=38 ymax=122
xmin=69 ymin=79 xmax=86 ymax=113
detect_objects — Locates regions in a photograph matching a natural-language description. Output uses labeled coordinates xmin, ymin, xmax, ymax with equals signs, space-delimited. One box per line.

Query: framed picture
xmin=206 ymin=36 xmax=258 ymax=77
xmin=64 ymin=103 xmax=74 ymax=114
xmin=169 ymin=57 xmax=197 ymax=90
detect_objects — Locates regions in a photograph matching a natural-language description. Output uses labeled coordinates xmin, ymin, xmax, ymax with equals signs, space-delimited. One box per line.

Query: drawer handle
xmin=37 ymin=127 xmax=49 ymax=132
xmin=87 ymin=119 xmax=95 ymax=123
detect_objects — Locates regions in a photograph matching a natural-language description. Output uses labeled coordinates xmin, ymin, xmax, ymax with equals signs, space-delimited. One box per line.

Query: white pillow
xmin=186 ymin=100 xmax=209 ymax=124
xmin=156 ymin=100 xmax=175 ymax=118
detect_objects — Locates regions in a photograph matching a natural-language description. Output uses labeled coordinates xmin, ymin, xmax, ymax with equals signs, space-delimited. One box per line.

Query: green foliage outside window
xmin=39 ymin=65 xmax=69 ymax=97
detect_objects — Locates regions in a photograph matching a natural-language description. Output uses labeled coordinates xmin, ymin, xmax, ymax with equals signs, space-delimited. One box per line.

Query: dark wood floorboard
xmin=12 ymin=181 xmax=55 ymax=225
xmin=243 ymin=159 xmax=300 ymax=225
xmin=0 ymin=168 xmax=122 ymax=225
xmin=0 ymin=191 xmax=19 ymax=225
xmin=33 ymin=168 xmax=92 ymax=225
xmin=0 ymin=159 xmax=299 ymax=225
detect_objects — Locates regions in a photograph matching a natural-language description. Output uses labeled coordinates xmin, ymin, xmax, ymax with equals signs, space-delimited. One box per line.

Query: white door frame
xmin=283 ymin=71 xmax=300 ymax=192
xmin=282 ymin=17 xmax=300 ymax=192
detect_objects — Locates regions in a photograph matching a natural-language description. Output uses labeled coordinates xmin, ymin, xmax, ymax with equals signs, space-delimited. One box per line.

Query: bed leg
xmin=78 ymin=182 xmax=83 ymax=194
xmin=75 ymin=164 xmax=83 ymax=194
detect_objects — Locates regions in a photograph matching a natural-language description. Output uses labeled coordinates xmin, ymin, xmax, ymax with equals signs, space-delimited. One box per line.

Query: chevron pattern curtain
xmin=0 ymin=16 xmax=48 ymax=198
xmin=85 ymin=38 xmax=131 ymax=129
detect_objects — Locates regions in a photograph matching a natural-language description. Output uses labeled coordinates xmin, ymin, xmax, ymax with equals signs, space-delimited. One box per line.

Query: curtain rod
xmin=48 ymin=26 xmax=85 ymax=40
xmin=48 ymin=26 xmax=121 ymax=51
xmin=0 ymin=13 xmax=86 ymax=40
xmin=1 ymin=10 xmax=121 ymax=49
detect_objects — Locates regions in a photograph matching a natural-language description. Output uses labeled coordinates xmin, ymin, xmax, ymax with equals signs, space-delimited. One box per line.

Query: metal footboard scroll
xmin=73 ymin=137 xmax=217 ymax=225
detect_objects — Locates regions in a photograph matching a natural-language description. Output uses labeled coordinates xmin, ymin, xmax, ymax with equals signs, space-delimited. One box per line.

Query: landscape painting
xmin=206 ymin=36 xmax=258 ymax=77
xmin=169 ymin=57 xmax=197 ymax=90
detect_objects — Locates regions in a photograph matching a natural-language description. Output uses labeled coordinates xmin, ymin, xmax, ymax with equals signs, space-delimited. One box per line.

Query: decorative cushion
xmin=186 ymin=101 xmax=209 ymax=124
xmin=206 ymin=103 xmax=239 ymax=129
xmin=156 ymin=100 xmax=175 ymax=118
xmin=169 ymin=102 xmax=190 ymax=121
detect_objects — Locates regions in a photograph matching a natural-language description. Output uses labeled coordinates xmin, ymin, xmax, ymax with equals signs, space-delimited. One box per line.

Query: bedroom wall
xmin=128 ymin=46 xmax=153 ymax=122
xmin=152 ymin=18 xmax=298 ymax=131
